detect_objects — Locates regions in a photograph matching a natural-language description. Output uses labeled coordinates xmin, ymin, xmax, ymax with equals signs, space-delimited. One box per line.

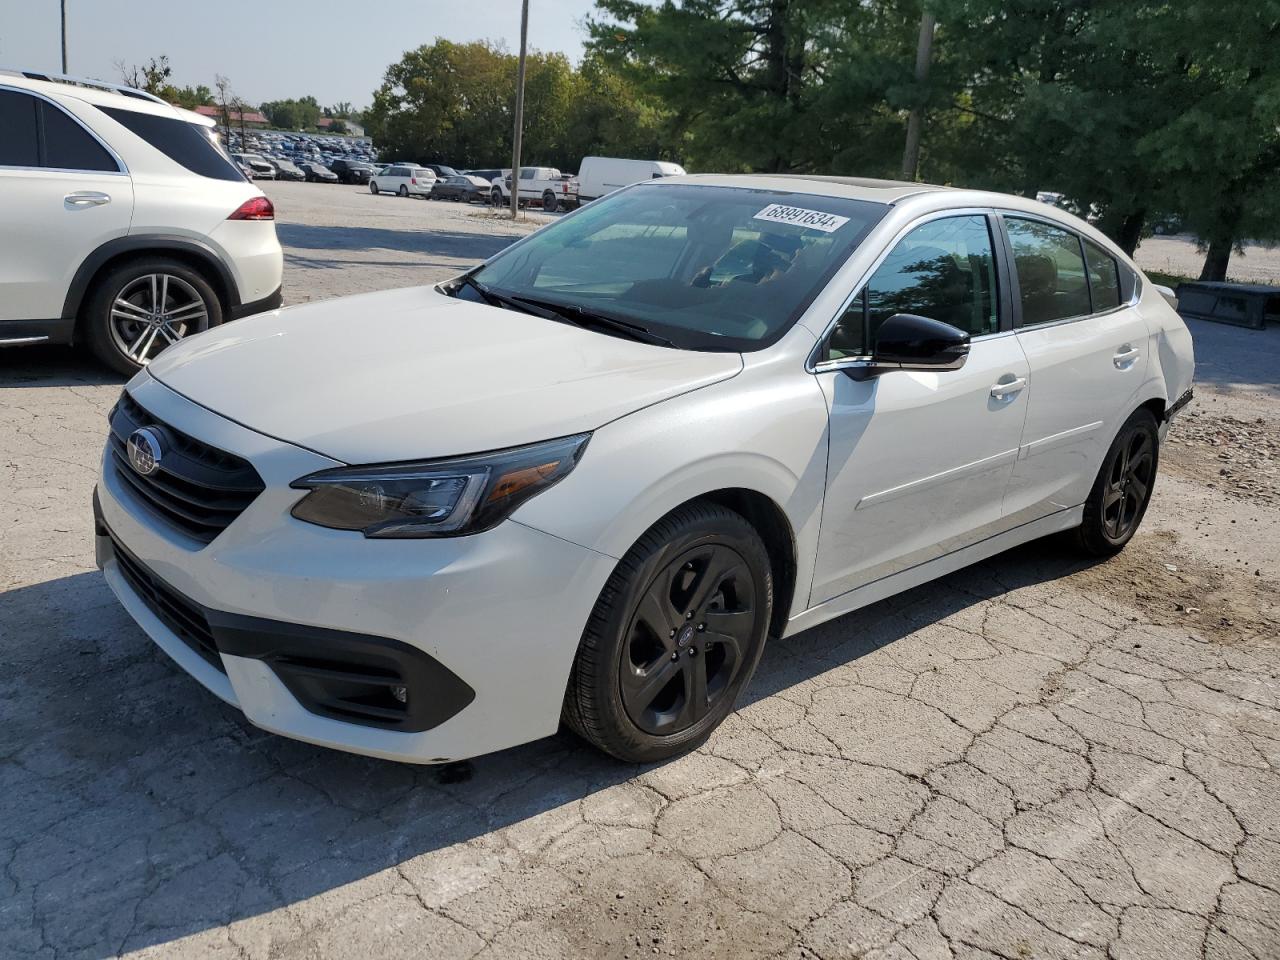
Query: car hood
xmin=145 ymin=286 xmax=743 ymax=464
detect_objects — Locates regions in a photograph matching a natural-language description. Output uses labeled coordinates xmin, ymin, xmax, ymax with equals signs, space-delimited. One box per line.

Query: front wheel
xmin=369 ymin=182 xmax=379 ymax=194
xmin=563 ymin=502 xmax=772 ymax=763
xmin=83 ymin=258 xmax=221 ymax=376
xmin=1073 ymin=408 xmax=1160 ymax=556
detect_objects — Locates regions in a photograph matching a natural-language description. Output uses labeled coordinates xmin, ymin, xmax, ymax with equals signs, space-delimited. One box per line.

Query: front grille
xmin=109 ymin=391 xmax=265 ymax=544
xmin=110 ymin=536 xmax=225 ymax=673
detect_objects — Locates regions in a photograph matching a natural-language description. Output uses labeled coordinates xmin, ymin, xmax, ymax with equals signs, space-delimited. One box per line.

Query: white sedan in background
xmin=369 ymin=164 xmax=435 ymax=197
xmin=95 ymin=175 xmax=1194 ymax=765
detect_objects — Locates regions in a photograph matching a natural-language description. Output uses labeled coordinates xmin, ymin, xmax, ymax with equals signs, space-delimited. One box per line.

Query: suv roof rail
xmin=0 ymin=68 xmax=169 ymax=104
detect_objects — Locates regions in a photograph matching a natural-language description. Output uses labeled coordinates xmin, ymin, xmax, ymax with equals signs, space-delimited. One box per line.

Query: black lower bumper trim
xmin=95 ymin=490 xmax=474 ymax=732
xmin=0 ymin=317 xmax=75 ymax=345
xmin=229 ymin=285 xmax=283 ymax=321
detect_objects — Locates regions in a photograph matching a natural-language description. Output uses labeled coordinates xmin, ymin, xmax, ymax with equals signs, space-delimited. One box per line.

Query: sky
xmin=0 ymin=0 xmax=598 ymax=108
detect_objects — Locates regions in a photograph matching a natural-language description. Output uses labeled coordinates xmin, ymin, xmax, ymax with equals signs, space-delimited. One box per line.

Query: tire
xmin=369 ymin=182 xmax=379 ymax=194
xmin=491 ymin=188 xmax=503 ymax=207
xmin=1073 ymin=408 xmax=1160 ymax=556
xmin=563 ymin=501 xmax=773 ymax=763
xmin=83 ymin=257 xmax=222 ymax=376
xmin=398 ymin=185 xmax=409 ymax=197
xmin=542 ymin=191 xmax=559 ymax=214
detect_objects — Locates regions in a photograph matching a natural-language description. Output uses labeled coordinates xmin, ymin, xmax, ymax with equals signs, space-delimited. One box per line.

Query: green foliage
xmin=260 ymin=96 xmax=322 ymax=131
xmin=362 ymin=40 xmax=670 ymax=170
xmin=118 ymin=55 xmax=215 ymax=110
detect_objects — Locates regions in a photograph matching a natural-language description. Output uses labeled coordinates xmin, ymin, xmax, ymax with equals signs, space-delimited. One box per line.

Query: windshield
xmin=466 ymin=183 xmax=887 ymax=351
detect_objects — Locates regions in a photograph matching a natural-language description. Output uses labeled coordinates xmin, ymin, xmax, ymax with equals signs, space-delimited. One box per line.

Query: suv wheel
xmin=1074 ymin=408 xmax=1160 ymax=556
xmin=369 ymin=182 xmax=379 ymax=194
xmin=563 ymin=502 xmax=772 ymax=762
xmin=84 ymin=258 xmax=222 ymax=376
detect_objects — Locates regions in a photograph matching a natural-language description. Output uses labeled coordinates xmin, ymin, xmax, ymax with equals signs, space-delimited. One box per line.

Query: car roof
xmin=0 ymin=67 xmax=215 ymax=127
xmin=669 ymin=173 xmax=952 ymax=204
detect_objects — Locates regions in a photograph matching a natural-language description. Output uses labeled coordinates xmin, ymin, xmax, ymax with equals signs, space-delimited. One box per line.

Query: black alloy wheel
xmin=563 ymin=501 xmax=772 ymax=762
xmin=620 ymin=543 xmax=756 ymax=736
xmin=1075 ymin=408 xmax=1161 ymax=555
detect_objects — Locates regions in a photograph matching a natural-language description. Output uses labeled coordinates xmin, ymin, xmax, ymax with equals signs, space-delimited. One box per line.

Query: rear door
xmin=999 ymin=214 xmax=1150 ymax=521
xmin=0 ymin=87 xmax=134 ymax=323
xmin=810 ymin=212 xmax=1030 ymax=604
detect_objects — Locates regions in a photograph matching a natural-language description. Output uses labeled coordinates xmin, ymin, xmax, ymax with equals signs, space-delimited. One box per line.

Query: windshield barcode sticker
xmin=752 ymin=204 xmax=850 ymax=233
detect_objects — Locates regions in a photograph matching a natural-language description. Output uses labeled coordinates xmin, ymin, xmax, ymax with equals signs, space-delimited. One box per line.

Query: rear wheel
xmin=84 ymin=258 xmax=221 ymax=376
xmin=563 ymin=502 xmax=772 ymax=763
xmin=1073 ymin=408 xmax=1160 ymax=556
xmin=542 ymin=191 xmax=559 ymax=214
xmin=398 ymin=185 xmax=409 ymax=197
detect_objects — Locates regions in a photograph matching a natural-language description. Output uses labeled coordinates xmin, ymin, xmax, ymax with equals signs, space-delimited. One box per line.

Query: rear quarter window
xmin=99 ymin=106 xmax=244 ymax=182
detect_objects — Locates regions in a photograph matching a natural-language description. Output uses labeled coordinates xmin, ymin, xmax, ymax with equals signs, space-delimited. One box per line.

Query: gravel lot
xmin=3 ymin=181 xmax=1280 ymax=959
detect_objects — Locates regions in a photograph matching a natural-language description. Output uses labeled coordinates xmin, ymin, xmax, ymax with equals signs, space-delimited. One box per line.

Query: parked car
xmin=231 ymin=152 xmax=276 ymax=179
xmin=329 ymin=159 xmax=374 ymax=185
xmin=574 ymin=156 xmax=686 ymax=203
xmin=492 ymin=165 xmax=578 ymax=212
xmin=464 ymin=168 xmax=505 ymax=186
xmin=369 ymin=164 xmax=435 ymax=197
xmin=271 ymin=158 xmax=306 ymax=182
xmin=299 ymin=161 xmax=338 ymax=183
xmin=0 ymin=68 xmax=282 ymax=374
xmin=93 ymin=174 xmax=1193 ymax=764
xmin=429 ymin=174 xmax=490 ymax=203
xmin=421 ymin=163 xmax=461 ymax=179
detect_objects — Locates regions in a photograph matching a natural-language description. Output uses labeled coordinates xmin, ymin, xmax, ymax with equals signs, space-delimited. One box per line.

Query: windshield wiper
xmin=450 ymin=274 xmax=550 ymax=317
xmin=507 ymin=294 xmax=678 ymax=348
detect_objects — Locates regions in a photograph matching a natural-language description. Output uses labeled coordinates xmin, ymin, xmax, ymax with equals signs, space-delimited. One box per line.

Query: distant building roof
xmin=192 ymin=104 xmax=268 ymax=125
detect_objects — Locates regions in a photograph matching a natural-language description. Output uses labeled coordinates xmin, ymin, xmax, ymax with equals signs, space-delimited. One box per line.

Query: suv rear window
xmin=99 ymin=106 xmax=244 ymax=182
xmin=42 ymin=103 xmax=117 ymax=171
xmin=0 ymin=90 xmax=39 ymax=166
xmin=0 ymin=89 xmax=117 ymax=171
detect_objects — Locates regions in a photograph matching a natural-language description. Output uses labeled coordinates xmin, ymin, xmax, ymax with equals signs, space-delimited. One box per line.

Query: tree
xmin=117 ymin=55 xmax=172 ymax=94
xmin=327 ymin=119 xmax=349 ymax=135
xmin=260 ymin=96 xmax=322 ymax=131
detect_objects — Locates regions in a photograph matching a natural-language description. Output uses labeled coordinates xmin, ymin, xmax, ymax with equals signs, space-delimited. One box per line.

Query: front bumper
xmin=95 ymin=375 xmax=617 ymax=763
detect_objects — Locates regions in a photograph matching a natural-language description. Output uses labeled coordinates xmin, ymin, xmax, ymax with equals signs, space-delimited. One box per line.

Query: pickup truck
xmin=490 ymin=166 xmax=579 ymax=213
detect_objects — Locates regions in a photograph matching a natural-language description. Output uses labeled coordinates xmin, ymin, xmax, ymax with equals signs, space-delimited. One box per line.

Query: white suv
xmin=0 ymin=70 xmax=283 ymax=374
xmin=95 ymin=175 xmax=1194 ymax=765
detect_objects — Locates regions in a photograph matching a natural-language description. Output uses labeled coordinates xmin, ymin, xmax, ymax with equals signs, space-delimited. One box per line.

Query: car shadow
xmin=1 ymin=535 xmax=1104 ymax=955
xmin=0 ymin=346 xmax=125 ymax=389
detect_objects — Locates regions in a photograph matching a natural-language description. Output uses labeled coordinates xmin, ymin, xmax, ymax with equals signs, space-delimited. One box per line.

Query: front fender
xmin=512 ymin=361 xmax=831 ymax=619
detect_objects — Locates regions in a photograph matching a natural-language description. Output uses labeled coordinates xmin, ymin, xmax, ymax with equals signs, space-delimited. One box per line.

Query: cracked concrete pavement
xmin=3 ymin=182 xmax=1280 ymax=958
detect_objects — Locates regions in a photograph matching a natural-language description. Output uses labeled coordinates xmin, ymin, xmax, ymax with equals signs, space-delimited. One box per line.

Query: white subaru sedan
xmin=94 ymin=175 xmax=1194 ymax=764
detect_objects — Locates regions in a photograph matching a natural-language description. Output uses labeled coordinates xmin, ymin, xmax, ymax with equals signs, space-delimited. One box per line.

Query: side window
xmin=1084 ymin=239 xmax=1122 ymax=311
xmin=41 ymin=103 xmax=117 ymax=171
xmin=1006 ymin=217 xmax=1091 ymax=326
xmin=99 ymin=107 xmax=241 ymax=181
xmin=0 ymin=89 xmax=39 ymax=166
xmin=827 ymin=215 xmax=999 ymax=359
xmin=520 ymin=168 xmax=535 ymax=180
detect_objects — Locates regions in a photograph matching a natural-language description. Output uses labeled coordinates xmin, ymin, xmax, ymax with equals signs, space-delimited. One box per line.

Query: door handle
xmin=65 ymin=191 xmax=111 ymax=207
xmin=1113 ymin=346 xmax=1140 ymax=369
xmin=990 ymin=376 xmax=1027 ymax=400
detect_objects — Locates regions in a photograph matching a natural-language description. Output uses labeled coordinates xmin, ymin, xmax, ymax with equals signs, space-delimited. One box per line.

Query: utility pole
xmin=509 ymin=0 xmax=529 ymax=219
xmin=60 ymin=0 xmax=68 ymax=72
xmin=901 ymin=8 xmax=936 ymax=182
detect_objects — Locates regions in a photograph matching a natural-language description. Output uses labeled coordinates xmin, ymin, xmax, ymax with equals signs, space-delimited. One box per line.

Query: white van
xmin=575 ymin=157 xmax=686 ymax=203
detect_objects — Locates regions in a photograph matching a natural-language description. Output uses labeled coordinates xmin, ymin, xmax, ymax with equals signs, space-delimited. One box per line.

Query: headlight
xmin=290 ymin=433 xmax=590 ymax=538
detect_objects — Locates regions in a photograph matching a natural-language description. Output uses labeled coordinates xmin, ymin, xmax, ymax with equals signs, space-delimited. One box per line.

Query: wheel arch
xmin=64 ymin=235 xmax=238 ymax=336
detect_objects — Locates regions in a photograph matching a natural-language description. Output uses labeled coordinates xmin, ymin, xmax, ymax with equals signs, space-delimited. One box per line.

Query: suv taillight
xmin=228 ymin=197 xmax=275 ymax=221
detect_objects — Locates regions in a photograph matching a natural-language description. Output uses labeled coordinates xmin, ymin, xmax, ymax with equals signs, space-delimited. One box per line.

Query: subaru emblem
xmin=126 ymin=427 xmax=163 ymax=477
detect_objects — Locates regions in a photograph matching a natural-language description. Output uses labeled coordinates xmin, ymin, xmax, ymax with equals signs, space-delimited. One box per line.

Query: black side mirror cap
xmin=842 ymin=313 xmax=971 ymax=381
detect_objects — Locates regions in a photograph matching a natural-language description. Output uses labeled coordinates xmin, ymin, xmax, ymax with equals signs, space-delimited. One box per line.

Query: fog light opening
xmin=391 ymin=685 xmax=408 ymax=704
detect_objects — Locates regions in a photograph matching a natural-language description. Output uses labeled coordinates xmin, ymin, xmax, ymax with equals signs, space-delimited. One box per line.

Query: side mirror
xmin=842 ymin=313 xmax=970 ymax=381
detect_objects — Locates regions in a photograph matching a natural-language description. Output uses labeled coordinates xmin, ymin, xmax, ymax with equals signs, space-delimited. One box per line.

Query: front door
xmin=0 ymin=88 xmax=133 ymax=323
xmin=810 ymin=213 xmax=1030 ymax=605
xmin=998 ymin=215 xmax=1151 ymax=521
